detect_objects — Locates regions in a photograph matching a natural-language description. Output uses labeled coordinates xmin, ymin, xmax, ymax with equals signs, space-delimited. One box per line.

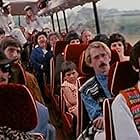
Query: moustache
xmin=99 ymin=63 xmax=107 ymax=68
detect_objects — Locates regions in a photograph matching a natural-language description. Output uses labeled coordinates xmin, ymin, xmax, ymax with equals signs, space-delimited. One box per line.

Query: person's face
xmin=0 ymin=34 xmax=5 ymax=41
xmin=26 ymin=9 xmax=33 ymax=16
xmin=82 ymin=31 xmax=93 ymax=45
xmin=69 ymin=39 xmax=80 ymax=45
xmin=37 ymin=34 xmax=47 ymax=48
xmin=90 ymin=47 xmax=110 ymax=75
xmin=7 ymin=5 xmax=11 ymax=13
xmin=64 ymin=69 xmax=78 ymax=84
xmin=0 ymin=64 xmax=11 ymax=85
xmin=4 ymin=46 xmax=21 ymax=62
xmin=49 ymin=34 xmax=59 ymax=47
xmin=111 ymin=41 xmax=124 ymax=57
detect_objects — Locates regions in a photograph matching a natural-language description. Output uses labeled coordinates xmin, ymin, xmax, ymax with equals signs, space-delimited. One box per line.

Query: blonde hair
xmin=85 ymin=41 xmax=111 ymax=67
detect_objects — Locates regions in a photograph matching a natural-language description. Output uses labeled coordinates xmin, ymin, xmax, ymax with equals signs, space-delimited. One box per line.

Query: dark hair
xmin=48 ymin=32 xmax=60 ymax=40
xmin=91 ymin=34 xmax=109 ymax=46
xmin=35 ymin=31 xmax=48 ymax=44
xmin=61 ymin=61 xmax=77 ymax=75
xmin=65 ymin=31 xmax=80 ymax=44
xmin=0 ymin=37 xmax=22 ymax=52
xmin=130 ymin=40 xmax=140 ymax=69
xmin=0 ymin=28 xmax=5 ymax=35
xmin=109 ymin=33 xmax=126 ymax=48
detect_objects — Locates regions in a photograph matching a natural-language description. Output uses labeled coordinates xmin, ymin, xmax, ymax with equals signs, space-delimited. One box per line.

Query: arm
xmin=30 ymin=49 xmax=43 ymax=72
xmin=62 ymin=86 xmax=77 ymax=107
xmin=112 ymin=94 xmax=140 ymax=140
xmin=81 ymin=93 xmax=102 ymax=121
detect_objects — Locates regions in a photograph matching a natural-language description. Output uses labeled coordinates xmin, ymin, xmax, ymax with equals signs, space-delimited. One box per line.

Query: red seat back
xmin=103 ymin=98 xmax=116 ymax=140
xmin=108 ymin=61 xmax=138 ymax=96
xmin=110 ymin=49 xmax=120 ymax=66
xmin=10 ymin=63 xmax=27 ymax=85
xmin=53 ymin=41 xmax=68 ymax=56
xmin=124 ymin=42 xmax=132 ymax=56
xmin=79 ymin=50 xmax=94 ymax=77
xmin=0 ymin=84 xmax=37 ymax=131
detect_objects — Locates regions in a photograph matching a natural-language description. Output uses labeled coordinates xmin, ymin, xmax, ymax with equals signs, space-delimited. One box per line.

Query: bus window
xmin=98 ymin=0 xmax=140 ymax=44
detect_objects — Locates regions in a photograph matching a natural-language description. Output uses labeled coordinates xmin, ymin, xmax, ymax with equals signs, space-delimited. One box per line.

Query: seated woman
xmin=65 ymin=30 xmax=81 ymax=45
xmin=109 ymin=33 xmax=129 ymax=62
xmin=112 ymin=40 xmax=140 ymax=140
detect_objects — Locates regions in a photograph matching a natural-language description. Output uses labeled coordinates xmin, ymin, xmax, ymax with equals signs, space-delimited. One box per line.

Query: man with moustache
xmin=79 ymin=41 xmax=112 ymax=140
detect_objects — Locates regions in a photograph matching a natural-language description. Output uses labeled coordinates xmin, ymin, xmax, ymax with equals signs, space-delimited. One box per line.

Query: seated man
xmin=112 ymin=40 xmax=140 ymax=140
xmin=79 ymin=41 xmax=112 ymax=139
xmin=0 ymin=38 xmax=56 ymax=140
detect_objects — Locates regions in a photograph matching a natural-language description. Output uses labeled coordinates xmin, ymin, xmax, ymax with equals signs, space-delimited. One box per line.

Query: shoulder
xmin=79 ymin=76 xmax=98 ymax=95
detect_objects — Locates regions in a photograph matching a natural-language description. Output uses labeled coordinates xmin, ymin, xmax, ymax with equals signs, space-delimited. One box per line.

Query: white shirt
xmin=25 ymin=16 xmax=44 ymax=34
xmin=112 ymin=94 xmax=140 ymax=140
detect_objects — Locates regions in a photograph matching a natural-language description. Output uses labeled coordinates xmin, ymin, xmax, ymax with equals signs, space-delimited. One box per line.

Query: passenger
xmin=0 ymin=28 xmax=6 ymax=41
xmin=0 ymin=2 xmax=27 ymax=45
xmin=30 ymin=31 xmax=53 ymax=101
xmin=81 ymin=28 xmax=93 ymax=45
xmin=109 ymin=33 xmax=129 ymax=62
xmin=92 ymin=33 xmax=109 ymax=46
xmin=0 ymin=37 xmax=44 ymax=104
xmin=61 ymin=61 xmax=79 ymax=117
xmin=0 ymin=51 xmax=56 ymax=140
xmin=65 ymin=30 xmax=81 ymax=45
xmin=79 ymin=41 xmax=112 ymax=139
xmin=112 ymin=40 xmax=140 ymax=140
xmin=48 ymin=32 xmax=60 ymax=51
xmin=24 ymin=5 xmax=45 ymax=35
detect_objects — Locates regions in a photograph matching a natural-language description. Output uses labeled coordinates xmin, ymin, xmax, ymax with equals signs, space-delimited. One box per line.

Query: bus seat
xmin=10 ymin=63 xmax=27 ymax=85
xmin=110 ymin=49 xmax=120 ymax=66
xmin=108 ymin=61 xmax=138 ymax=96
xmin=0 ymin=84 xmax=37 ymax=131
xmin=50 ymin=57 xmax=60 ymax=112
xmin=124 ymin=42 xmax=132 ymax=56
xmin=53 ymin=41 xmax=68 ymax=57
xmin=103 ymin=98 xmax=116 ymax=140
xmin=64 ymin=44 xmax=88 ymax=69
xmin=79 ymin=50 xmax=94 ymax=77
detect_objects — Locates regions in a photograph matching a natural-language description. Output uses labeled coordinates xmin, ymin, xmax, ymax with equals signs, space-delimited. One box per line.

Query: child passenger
xmin=61 ymin=61 xmax=79 ymax=117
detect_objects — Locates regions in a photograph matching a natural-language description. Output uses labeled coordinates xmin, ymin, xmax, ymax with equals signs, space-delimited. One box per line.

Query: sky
xmin=97 ymin=0 xmax=140 ymax=10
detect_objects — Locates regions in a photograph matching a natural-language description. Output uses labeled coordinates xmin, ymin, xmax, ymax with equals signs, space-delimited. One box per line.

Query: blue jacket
xmin=79 ymin=75 xmax=111 ymax=121
xmin=30 ymin=47 xmax=53 ymax=74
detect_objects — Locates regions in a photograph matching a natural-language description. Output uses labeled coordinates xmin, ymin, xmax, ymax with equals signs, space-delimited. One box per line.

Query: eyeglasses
xmin=0 ymin=64 xmax=11 ymax=73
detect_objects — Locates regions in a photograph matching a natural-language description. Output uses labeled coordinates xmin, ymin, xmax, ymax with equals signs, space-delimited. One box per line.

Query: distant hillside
xmin=14 ymin=7 xmax=140 ymax=37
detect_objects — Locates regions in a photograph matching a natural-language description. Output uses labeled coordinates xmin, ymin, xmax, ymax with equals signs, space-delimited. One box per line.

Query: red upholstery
xmin=64 ymin=44 xmax=88 ymax=70
xmin=103 ymin=98 xmax=115 ymax=140
xmin=0 ymin=84 xmax=37 ymax=132
xmin=53 ymin=41 xmax=68 ymax=56
xmin=108 ymin=61 xmax=138 ymax=96
xmin=79 ymin=51 xmax=94 ymax=77
xmin=124 ymin=42 xmax=132 ymax=56
xmin=10 ymin=63 xmax=27 ymax=85
xmin=110 ymin=49 xmax=120 ymax=66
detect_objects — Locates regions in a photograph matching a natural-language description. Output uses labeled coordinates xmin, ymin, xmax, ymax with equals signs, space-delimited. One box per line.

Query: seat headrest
xmin=10 ymin=63 xmax=27 ymax=85
xmin=108 ymin=61 xmax=139 ymax=96
xmin=0 ymin=84 xmax=37 ymax=131
xmin=110 ymin=49 xmax=120 ymax=66
xmin=79 ymin=50 xmax=94 ymax=77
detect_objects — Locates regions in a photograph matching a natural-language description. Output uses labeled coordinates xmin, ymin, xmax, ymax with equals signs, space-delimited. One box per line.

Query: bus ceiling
xmin=6 ymin=0 xmax=99 ymax=16
xmin=38 ymin=0 xmax=100 ymax=16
